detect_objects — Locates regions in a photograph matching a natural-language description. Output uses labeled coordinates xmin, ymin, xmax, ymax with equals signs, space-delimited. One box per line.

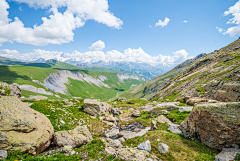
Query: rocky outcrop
xmin=215 ymin=148 xmax=240 ymax=161
xmin=19 ymin=84 xmax=53 ymax=96
xmin=0 ymin=82 xmax=21 ymax=98
xmin=53 ymin=125 xmax=93 ymax=148
xmin=83 ymin=99 xmax=111 ymax=116
xmin=115 ymin=148 xmax=159 ymax=161
xmin=180 ymin=102 xmax=240 ymax=150
xmin=0 ymin=96 xmax=54 ymax=154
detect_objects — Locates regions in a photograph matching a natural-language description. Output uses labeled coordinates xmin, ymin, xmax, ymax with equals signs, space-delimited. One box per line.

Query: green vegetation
xmin=178 ymin=98 xmax=186 ymax=103
xmin=122 ymin=130 xmax=218 ymax=161
xmin=197 ymin=85 xmax=206 ymax=95
xmin=164 ymin=110 xmax=191 ymax=125
xmin=236 ymin=153 xmax=240 ymax=161
xmin=153 ymin=92 xmax=181 ymax=102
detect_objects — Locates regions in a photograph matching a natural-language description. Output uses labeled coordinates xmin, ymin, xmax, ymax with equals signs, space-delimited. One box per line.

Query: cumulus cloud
xmin=216 ymin=27 xmax=223 ymax=33
xmin=0 ymin=48 xmax=189 ymax=67
xmin=155 ymin=17 xmax=170 ymax=27
xmin=183 ymin=20 xmax=187 ymax=23
xmin=0 ymin=0 xmax=123 ymax=46
xmin=89 ymin=40 xmax=105 ymax=50
xmin=223 ymin=0 xmax=240 ymax=37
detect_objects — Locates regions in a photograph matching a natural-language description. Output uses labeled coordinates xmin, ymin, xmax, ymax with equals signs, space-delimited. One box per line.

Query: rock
xmin=178 ymin=106 xmax=193 ymax=112
xmin=62 ymin=145 xmax=73 ymax=153
xmin=0 ymin=150 xmax=7 ymax=160
xmin=111 ymin=107 xmax=122 ymax=115
xmin=102 ymin=120 xmax=117 ymax=127
xmin=83 ymin=99 xmax=111 ymax=116
xmin=158 ymin=143 xmax=169 ymax=154
xmin=119 ymin=137 xmax=125 ymax=143
xmin=168 ymin=125 xmax=182 ymax=134
xmin=132 ymin=110 xmax=141 ymax=117
xmin=116 ymin=97 xmax=127 ymax=102
xmin=151 ymin=115 xmax=178 ymax=130
xmin=105 ymin=115 xmax=116 ymax=122
xmin=186 ymin=97 xmax=208 ymax=106
xmin=215 ymin=148 xmax=240 ymax=161
xmin=119 ymin=113 xmax=133 ymax=120
xmin=105 ymin=147 xmax=116 ymax=155
xmin=129 ymin=108 xmax=135 ymax=112
xmin=53 ymin=125 xmax=93 ymax=148
xmin=180 ymin=102 xmax=240 ymax=150
xmin=149 ymin=108 xmax=170 ymax=115
xmin=115 ymin=148 xmax=159 ymax=161
xmin=112 ymin=102 xmax=117 ymax=105
xmin=152 ymin=101 xmax=157 ymax=103
xmin=142 ymin=104 xmax=156 ymax=112
xmin=28 ymin=95 xmax=48 ymax=101
xmin=0 ymin=82 xmax=21 ymax=98
xmin=118 ymin=127 xmax=151 ymax=140
xmin=100 ymin=138 xmax=122 ymax=149
xmin=137 ymin=140 xmax=151 ymax=152
xmin=0 ymin=96 xmax=54 ymax=154
xmin=63 ymin=99 xmax=73 ymax=107
xmin=105 ymin=128 xmax=119 ymax=138
xmin=19 ymin=84 xmax=53 ymax=96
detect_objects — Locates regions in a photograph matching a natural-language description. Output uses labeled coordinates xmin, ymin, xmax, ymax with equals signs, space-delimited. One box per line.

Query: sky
xmin=0 ymin=0 xmax=240 ymax=66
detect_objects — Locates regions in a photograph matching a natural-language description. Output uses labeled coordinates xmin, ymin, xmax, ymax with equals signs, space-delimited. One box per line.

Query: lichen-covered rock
xmin=105 ymin=128 xmax=119 ymax=138
xmin=100 ymin=137 xmax=122 ymax=149
xmin=158 ymin=143 xmax=169 ymax=154
xmin=115 ymin=148 xmax=159 ymax=161
xmin=83 ymin=99 xmax=111 ymax=116
xmin=53 ymin=125 xmax=93 ymax=148
xmin=215 ymin=148 xmax=240 ymax=161
xmin=132 ymin=110 xmax=141 ymax=117
xmin=180 ymin=102 xmax=240 ymax=150
xmin=0 ymin=150 xmax=7 ymax=160
xmin=168 ymin=125 xmax=182 ymax=134
xmin=0 ymin=82 xmax=21 ymax=98
xmin=0 ymin=96 xmax=54 ymax=154
xmin=137 ymin=140 xmax=151 ymax=152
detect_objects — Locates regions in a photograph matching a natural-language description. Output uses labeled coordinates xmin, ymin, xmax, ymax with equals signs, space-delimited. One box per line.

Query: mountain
xmin=67 ymin=61 xmax=173 ymax=80
xmin=148 ymin=39 xmax=240 ymax=102
xmin=119 ymin=53 xmax=207 ymax=100
xmin=0 ymin=64 xmax=145 ymax=100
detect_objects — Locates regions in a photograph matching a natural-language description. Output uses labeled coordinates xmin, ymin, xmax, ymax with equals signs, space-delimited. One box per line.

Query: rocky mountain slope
xmin=119 ymin=53 xmax=206 ymax=100
xmin=150 ymin=39 xmax=240 ymax=102
xmin=0 ymin=65 xmax=145 ymax=100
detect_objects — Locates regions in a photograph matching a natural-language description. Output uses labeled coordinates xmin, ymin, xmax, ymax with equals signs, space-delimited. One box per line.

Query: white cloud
xmin=223 ymin=0 xmax=240 ymax=37
xmin=0 ymin=48 xmax=189 ymax=67
xmin=89 ymin=40 xmax=105 ymax=50
xmin=216 ymin=27 xmax=223 ymax=33
xmin=183 ymin=20 xmax=187 ymax=23
xmin=0 ymin=0 xmax=123 ymax=46
xmin=155 ymin=17 xmax=170 ymax=27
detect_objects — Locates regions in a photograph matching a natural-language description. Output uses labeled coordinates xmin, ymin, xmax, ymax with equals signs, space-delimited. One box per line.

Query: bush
xmin=4 ymin=88 xmax=11 ymax=96
xmin=178 ymin=98 xmax=186 ymax=103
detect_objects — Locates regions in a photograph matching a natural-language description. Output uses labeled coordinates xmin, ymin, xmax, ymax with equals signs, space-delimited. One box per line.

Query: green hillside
xmin=119 ymin=54 xmax=206 ymax=100
xmin=0 ymin=65 xmax=145 ymax=101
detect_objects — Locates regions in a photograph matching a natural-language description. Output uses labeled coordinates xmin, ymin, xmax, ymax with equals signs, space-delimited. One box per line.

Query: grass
xmin=122 ymin=130 xmax=219 ymax=161
xmin=154 ymin=92 xmax=181 ymax=102
xmin=163 ymin=110 xmax=191 ymax=125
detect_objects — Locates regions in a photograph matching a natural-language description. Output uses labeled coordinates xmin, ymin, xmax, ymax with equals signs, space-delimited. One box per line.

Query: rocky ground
xmin=1 ymin=94 xmax=239 ymax=161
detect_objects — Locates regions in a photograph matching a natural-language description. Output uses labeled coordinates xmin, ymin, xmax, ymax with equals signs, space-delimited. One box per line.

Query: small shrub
xmin=178 ymin=98 xmax=186 ymax=103
xmin=4 ymin=88 xmax=11 ymax=96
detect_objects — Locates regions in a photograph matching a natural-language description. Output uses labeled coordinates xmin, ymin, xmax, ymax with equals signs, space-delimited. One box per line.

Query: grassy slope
xmin=0 ymin=66 xmax=145 ymax=100
xmin=151 ymin=39 xmax=240 ymax=101
xmin=119 ymin=62 xmax=190 ymax=100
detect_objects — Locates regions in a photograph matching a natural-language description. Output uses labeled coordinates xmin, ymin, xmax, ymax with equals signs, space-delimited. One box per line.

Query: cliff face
xmin=151 ymin=39 xmax=240 ymax=102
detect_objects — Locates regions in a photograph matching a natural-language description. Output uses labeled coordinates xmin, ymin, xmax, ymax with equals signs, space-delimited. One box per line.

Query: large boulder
xmin=0 ymin=96 xmax=54 ymax=154
xmin=180 ymin=102 xmax=240 ymax=150
xmin=53 ymin=125 xmax=93 ymax=148
xmin=83 ymin=99 xmax=111 ymax=116
xmin=115 ymin=148 xmax=159 ymax=161
xmin=215 ymin=148 xmax=240 ymax=161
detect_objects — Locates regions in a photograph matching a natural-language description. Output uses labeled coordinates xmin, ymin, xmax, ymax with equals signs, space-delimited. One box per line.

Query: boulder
xmin=158 ymin=143 xmax=169 ymax=154
xmin=118 ymin=127 xmax=151 ymax=140
xmin=104 ymin=115 xmax=116 ymax=122
xmin=53 ymin=125 xmax=93 ymax=148
xmin=100 ymin=138 xmax=122 ymax=149
xmin=83 ymin=99 xmax=111 ymax=116
xmin=0 ymin=96 xmax=54 ymax=154
xmin=151 ymin=115 xmax=178 ymax=131
xmin=137 ymin=140 xmax=151 ymax=152
xmin=186 ymin=97 xmax=208 ymax=106
xmin=0 ymin=150 xmax=7 ymax=160
xmin=105 ymin=128 xmax=119 ymax=138
xmin=215 ymin=148 xmax=240 ymax=161
xmin=180 ymin=102 xmax=240 ymax=150
xmin=105 ymin=147 xmax=116 ymax=155
xmin=111 ymin=107 xmax=122 ymax=115
xmin=168 ymin=125 xmax=182 ymax=134
xmin=115 ymin=148 xmax=159 ymax=161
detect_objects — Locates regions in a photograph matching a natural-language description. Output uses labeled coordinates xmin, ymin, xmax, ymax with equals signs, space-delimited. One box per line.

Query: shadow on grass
xmin=0 ymin=65 xmax=31 ymax=84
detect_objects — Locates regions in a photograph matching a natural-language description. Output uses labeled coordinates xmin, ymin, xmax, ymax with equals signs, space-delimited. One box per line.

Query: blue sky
xmin=0 ymin=0 xmax=240 ymax=66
